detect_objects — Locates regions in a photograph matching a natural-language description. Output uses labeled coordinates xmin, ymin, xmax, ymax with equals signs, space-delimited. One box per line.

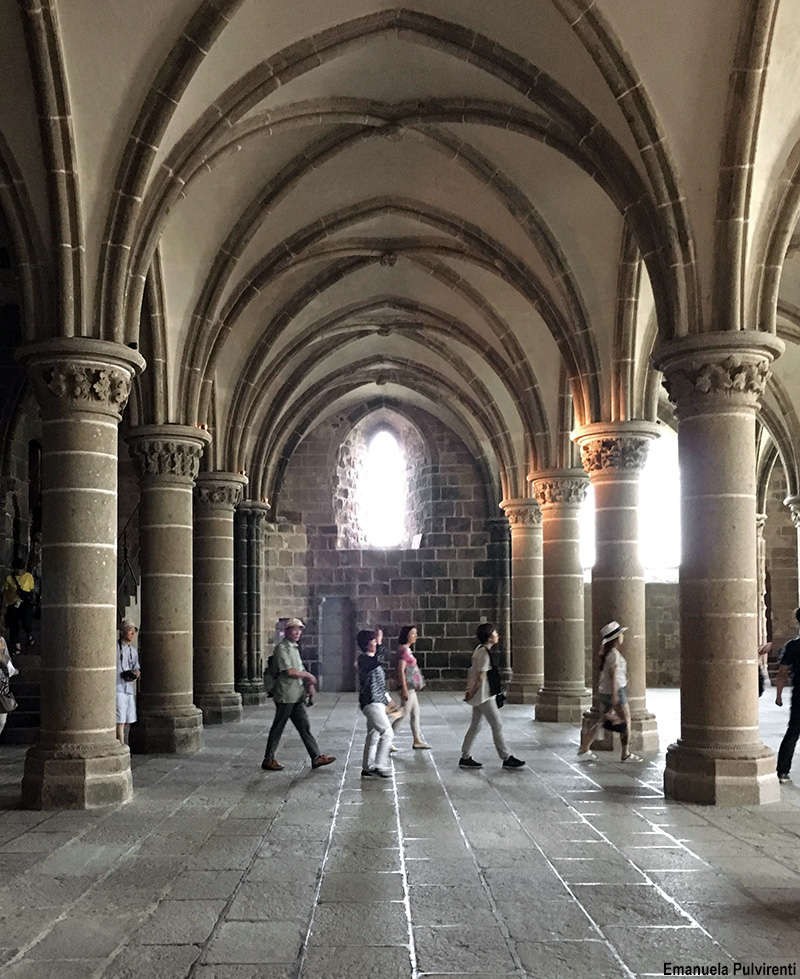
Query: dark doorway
xmin=318 ymin=596 xmax=355 ymax=692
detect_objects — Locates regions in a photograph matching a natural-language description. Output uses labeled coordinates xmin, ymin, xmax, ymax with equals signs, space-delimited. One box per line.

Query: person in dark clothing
xmin=776 ymin=608 xmax=800 ymax=784
xmin=357 ymin=629 xmax=394 ymax=778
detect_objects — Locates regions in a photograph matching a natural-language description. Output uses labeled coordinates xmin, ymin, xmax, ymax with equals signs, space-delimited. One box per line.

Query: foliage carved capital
xmin=653 ymin=332 xmax=783 ymax=418
xmin=579 ymin=436 xmax=651 ymax=475
xmin=530 ymin=470 xmax=589 ymax=506
xmin=499 ymin=498 xmax=542 ymax=528
xmin=194 ymin=473 xmax=248 ymax=511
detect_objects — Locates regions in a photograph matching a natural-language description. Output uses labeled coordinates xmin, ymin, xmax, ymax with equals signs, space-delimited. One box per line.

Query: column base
xmin=21 ymin=742 xmax=133 ymax=810
xmin=629 ymin=710 xmax=659 ymax=753
xmin=129 ymin=707 xmax=204 ymax=754
xmin=196 ymin=691 xmax=243 ymax=725
xmin=237 ymin=680 xmax=269 ymax=706
xmin=507 ymin=676 xmax=543 ymax=705
xmin=536 ymin=688 xmax=592 ymax=723
xmin=664 ymin=741 xmax=780 ymax=805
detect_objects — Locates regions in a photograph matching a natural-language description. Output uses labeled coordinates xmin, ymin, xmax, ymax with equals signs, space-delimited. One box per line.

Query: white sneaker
xmin=576 ymin=750 xmax=596 ymax=762
xmin=621 ymin=753 xmax=644 ymax=763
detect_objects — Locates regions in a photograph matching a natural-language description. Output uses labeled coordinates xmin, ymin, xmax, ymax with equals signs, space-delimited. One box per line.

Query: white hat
xmin=286 ymin=617 xmax=305 ymax=629
xmin=600 ymin=620 xmax=627 ymax=643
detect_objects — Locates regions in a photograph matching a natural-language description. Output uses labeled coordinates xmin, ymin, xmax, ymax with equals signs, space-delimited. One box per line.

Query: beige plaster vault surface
xmin=1 ymin=689 xmax=800 ymax=979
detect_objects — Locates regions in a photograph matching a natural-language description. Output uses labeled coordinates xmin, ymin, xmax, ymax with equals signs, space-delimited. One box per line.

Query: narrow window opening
xmin=360 ymin=429 xmax=406 ymax=547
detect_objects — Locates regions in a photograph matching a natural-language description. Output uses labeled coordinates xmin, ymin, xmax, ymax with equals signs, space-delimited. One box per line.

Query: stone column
xmin=499 ymin=498 xmax=543 ymax=703
xmin=756 ymin=513 xmax=767 ymax=647
xmin=530 ymin=470 xmax=592 ymax=722
xmin=487 ymin=515 xmax=512 ymax=681
xmin=654 ymin=332 xmax=783 ymax=804
xmin=235 ymin=500 xmax=270 ymax=704
xmin=127 ymin=425 xmax=210 ymax=754
xmin=573 ymin=421 xmax=661 ymax=753
xmin=18 ymin=338 xmax=144 ymax=808
xmin=193 ymin=472 xmax=247 ymax=723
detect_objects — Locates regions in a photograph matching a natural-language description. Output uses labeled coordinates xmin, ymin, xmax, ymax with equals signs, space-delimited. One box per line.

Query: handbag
xmin=486 ymin=650 xmax=506 ymax=708
xmin=0 ymin=667 xmax=17 ymax=712
xmin=385 ymin=697 xmax=404 ymax=719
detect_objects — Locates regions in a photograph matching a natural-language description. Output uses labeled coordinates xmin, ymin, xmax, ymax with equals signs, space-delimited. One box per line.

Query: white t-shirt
xmin=466 ymin=645 xmax=492 ymax=706
xmin=598 ymin=648 xmax=627 ymax=695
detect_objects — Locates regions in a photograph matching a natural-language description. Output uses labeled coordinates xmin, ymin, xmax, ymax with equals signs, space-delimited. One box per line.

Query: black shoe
xmin=459 ymin=756 xmax=482 ymax=768
xmin=371 ymin=768 xmax=392 ymax=778
xmin=361 ymin=769 xmax=375 ymax=778
xmin=503 ymin=756 xmax=526 ymax=769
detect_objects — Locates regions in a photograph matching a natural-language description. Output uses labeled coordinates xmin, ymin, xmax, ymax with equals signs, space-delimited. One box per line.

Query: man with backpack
xmin=261 ymin=617 xmax=335 ymax=772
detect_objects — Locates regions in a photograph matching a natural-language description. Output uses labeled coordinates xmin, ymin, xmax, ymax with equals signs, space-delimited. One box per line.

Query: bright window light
xmin=362 ymin=430 xmax=406 ymax=547
xmin=639 ymin=430 xmax=681 ymax=576
xmin=580 ymin=428 xmax=681 ymax=579
xmin=580 ymin=483 xmax=595 ymax=571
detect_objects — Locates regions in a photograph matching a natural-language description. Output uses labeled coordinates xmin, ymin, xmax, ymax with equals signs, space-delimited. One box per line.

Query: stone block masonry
xmin=270 ymin=407 xmax=499 ymax=689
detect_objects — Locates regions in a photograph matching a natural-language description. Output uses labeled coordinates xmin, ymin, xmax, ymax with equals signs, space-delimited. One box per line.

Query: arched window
xmin=360 ymin=429 xmax=406 ymax=547
xmin=580 ymin=427 xmax=681 ymax=579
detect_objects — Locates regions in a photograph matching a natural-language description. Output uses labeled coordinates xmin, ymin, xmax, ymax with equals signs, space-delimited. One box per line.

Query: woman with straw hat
xmin=577 ymin=620 xmax=643 ymax=763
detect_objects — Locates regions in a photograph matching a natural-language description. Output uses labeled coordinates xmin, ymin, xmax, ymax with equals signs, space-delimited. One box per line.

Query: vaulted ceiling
xmin=3 ymin=1 xmax=800 ymax=503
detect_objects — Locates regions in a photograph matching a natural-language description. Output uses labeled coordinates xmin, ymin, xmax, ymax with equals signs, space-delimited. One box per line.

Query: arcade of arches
xmin=4 ymin=1 xmax=800 ymax=972
xmin=4 ymin=0 xmax=800 ymax=805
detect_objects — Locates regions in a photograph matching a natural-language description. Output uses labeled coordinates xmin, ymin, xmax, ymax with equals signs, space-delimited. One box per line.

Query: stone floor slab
xmin=1 ymin=692 xmax=799 ymax=978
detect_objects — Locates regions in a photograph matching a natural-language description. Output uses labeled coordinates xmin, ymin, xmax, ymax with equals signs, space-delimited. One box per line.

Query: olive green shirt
xmin=272 ymin=638 xmax=305 ymax=704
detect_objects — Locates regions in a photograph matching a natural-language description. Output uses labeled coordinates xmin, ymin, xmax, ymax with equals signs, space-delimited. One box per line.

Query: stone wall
xmin=764 ymin=463 xmax=798 ymax=648
xmin=273 ymin=407 xmax=499 ymax=690
xmin=262 ymin=520 xmax=309 ymax=649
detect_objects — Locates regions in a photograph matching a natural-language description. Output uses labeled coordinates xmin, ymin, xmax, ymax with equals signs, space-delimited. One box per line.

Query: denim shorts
xmin=599 ymin=687 xmax=627 ymax=709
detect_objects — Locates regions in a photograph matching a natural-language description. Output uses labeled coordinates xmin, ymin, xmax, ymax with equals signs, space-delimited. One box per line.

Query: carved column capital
xmin=127 ymin=425 xmax=211 ymax=484
xmin=194 ymin=472 xmax=248 ymax=511
xmin=530 ymin=468 xmax=589 ymax=506
xmin=238 ymin=500 xmax=271 ymax=532
xmin=18 ymin=338 xmax=145 ymax=420
xmin=499 ymin=498 xmax=542 ymax=528
xmin=756 ymin=512 xmax=768 ymax=534
xmin=573 ymin=421 xmax=661 ymax=476
xmin=653 ymin=332 xmax=783 ymax=418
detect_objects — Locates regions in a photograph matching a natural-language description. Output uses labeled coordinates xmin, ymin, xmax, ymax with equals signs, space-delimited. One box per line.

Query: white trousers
xmin=391 ymin=689 xmax=422 ymax=740
xmin=461 ymin=698 xmax=509 ymax=761
xmin=362 ymin=702 xmax=394 ymax=772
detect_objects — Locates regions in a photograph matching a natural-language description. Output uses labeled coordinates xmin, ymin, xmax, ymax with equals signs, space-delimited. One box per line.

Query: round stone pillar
xmin=574 ymin=421 xmax=661 ymax=753
xmin=499 ymin=499 xmax=543 ymax=703
xmin=235 ymin=500 xmax=270 ymax=705
xmin=127 ymin=425 xmax=210 ymax=753
xmin=530 ymin=470 xmax=591 ymax=722
xmin=18 ymin=339 xmax=144 ymax=809
xmin=654 ymin=331 xmax=783 ymax=804
xmin=487 ymin=515 xmax=512 ymax=682
xmin=193 ymin=472 xmax=247 ymax=723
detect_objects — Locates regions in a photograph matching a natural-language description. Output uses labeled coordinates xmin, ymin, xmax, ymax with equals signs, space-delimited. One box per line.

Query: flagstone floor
xmin=1 ymin=689 xmax=800 ymax=979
